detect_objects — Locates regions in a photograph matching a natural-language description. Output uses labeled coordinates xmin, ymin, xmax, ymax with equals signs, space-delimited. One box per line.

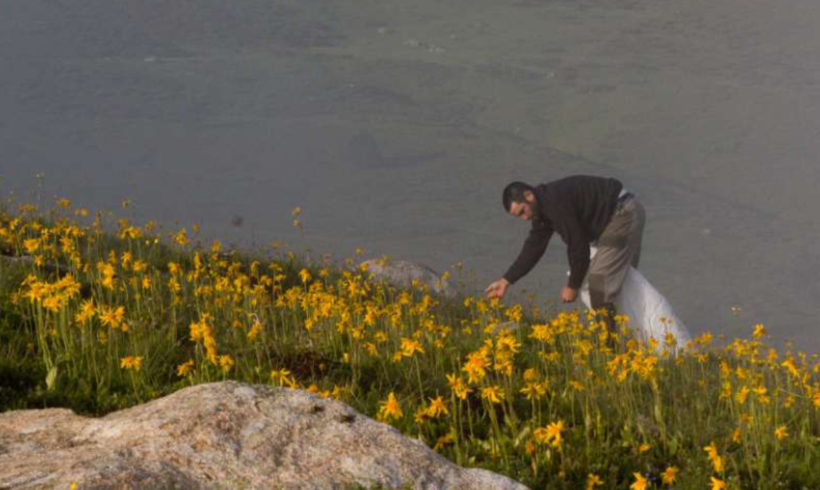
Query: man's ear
xmin=523 ymin=190 xmax=535 ymax=202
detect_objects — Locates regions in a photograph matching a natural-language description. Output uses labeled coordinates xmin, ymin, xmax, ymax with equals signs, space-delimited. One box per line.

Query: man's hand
xmin=485 ymin=278 xmax=510 ymax=299
xmin=561 ymin=285 xmax=578 ymax=303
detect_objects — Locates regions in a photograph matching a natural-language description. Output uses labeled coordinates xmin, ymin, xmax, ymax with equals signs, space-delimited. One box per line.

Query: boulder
xmin=0 ymin=381 xmax=528 ymax=490
xmin=360 ymin=258 xmax=456 ymax=298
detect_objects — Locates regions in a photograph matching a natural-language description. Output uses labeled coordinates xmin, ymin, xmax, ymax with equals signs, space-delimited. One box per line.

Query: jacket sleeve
xmin=562 ymin=207 xmax=591 ymax=289
xmin=502 ymin=220 xmax=553 ymax=284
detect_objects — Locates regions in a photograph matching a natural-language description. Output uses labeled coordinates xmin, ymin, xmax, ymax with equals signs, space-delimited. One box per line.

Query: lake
xmin=2 ymin=0 xmax=819 ymax=352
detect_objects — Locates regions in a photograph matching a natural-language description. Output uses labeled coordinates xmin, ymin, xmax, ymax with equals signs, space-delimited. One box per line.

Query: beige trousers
xmin=587 ymin=196 xmax=646 ymax=309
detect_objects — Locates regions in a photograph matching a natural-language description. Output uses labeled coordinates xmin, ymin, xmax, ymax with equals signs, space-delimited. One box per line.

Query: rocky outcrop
xmin=0 ymin=381 xmax=527 ymax=490
xmin=360 ymin=259 xmax=456 ymax=298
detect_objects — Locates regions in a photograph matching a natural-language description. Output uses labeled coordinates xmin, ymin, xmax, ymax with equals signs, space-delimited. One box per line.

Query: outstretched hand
xmin=561 ymin=285 xmax=578 ymax=303
xmin=484 ymin=278 xmax=510 ymax=299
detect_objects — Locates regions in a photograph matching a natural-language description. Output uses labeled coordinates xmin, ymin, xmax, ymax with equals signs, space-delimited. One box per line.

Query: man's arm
xmin=502 ymin=220 xmax=553 ymax=285
xmin=561 ymin=209 xmax=591 ymax=290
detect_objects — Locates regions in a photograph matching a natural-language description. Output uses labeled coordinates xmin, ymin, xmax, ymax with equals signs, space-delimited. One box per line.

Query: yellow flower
xmin=774 ymin=425 xmax=788 ymax=441
xmin=638 ymin=442 xmax=651 ymax=453
xmin=630 ymin=472 xmax=648 ymax=490
xmin=710 ymin=477 xmax=727 ymax=490
xmin=731 ymin=428 xmax=742 ymax=443
xmin=445 ymin=373 xmax=472 ymax=400
xmin=119 ymin=355 xmax=143 ymax=371
xmin=75 ymin=299 xmax=96 ymax=324
xmin=753 ymin=323 xmax=767 ymax=339
xmin=534 ymin=419 xmax=565 ymax=449
xmin=174 ymin=228 xmax=189 ymax=246
xmin=523 ymin=368 xmax=539 ymax=382
xmin=752 ymin=385 xmax=771 ymax=404
xmin=217 ymin=355 xmax=234 ymax=373
xmin=23 ymin=238 xmax=40 ymax=254
xmin=247 ymin=319 xmax=262 ymax=342
xmin=177 ymin=360 xmax=194 ymax=377
xmin=480 ymin=385 xmax=503 ymax=404
xmin=189 ymin=316 xmax=218 ymax=364
xmin=585 ymin=473 xmax=603 ymax=490
xmin=377 ymin=392 xmax=403 ymax=422
xmin=270 ymin=368 xmax=293 ymax=386
xmin=662 ymin=466 xmax=678 ymax=485
xmin=433 ymin=432 xmax=456 ymax=451
xmin=98 ymin=305 xmax=125 ymax=329
xmin=299 ymin=268 xmax=311 ymax=284
xmin=400 ymin=337 xmax=425 ymax=358
xmin=96 ymin=261 xmax=116 ymax=290
xmin=703 ymin=441 xmax=724 ymax=473
xmin=426 ymin=396 xmax=449 ymax=418
xmin=462 ymin=349 xmax=490 ymax=384
xmin=735 ymin=386 xmax=750 ymax=404
xmin=520 ymin=381 xmax=548 ymax=401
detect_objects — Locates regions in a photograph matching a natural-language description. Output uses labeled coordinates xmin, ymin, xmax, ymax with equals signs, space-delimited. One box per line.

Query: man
xmin=484 ymin=175 xmax=645 ymax=328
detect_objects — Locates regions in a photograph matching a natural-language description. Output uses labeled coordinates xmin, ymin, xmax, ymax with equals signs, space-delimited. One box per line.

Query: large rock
xmin=0 ymin=381 xmax=528 ymax=490
xmin=360 ymin=258 xmax=456 ymax=298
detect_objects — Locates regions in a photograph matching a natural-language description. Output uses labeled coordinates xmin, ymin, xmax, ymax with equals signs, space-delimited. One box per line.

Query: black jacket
xmin=502 ymin=175 xmax=623 ymax=289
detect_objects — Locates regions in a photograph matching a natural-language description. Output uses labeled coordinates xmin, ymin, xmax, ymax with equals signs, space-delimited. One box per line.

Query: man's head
xmin=502 ymin=181 xmax=538 ymax=220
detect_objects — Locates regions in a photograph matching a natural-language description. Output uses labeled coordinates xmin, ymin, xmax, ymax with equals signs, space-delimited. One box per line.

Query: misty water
xmin=2 ymin=0 xmax=820 ymax=352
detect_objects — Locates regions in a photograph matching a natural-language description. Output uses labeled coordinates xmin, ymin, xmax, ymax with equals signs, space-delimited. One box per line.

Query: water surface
xmin=2 ymin=0 xmax=819 ymax=351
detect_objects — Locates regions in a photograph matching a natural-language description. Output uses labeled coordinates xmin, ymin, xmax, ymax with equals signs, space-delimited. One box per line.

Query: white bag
xmin=577 ymin=247 xmax=692 ymax=352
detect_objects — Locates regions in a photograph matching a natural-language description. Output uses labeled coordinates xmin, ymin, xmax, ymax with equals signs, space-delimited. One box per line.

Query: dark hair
xmin=502 ymin=182 xmax=535 ymax=211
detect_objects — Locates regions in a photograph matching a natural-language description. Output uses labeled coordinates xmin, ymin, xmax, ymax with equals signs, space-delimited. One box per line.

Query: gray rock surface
xmin=0 ymin=381 xmax=528 ymax=490
xmin=360 ymin=259 xmax=456 ymax=298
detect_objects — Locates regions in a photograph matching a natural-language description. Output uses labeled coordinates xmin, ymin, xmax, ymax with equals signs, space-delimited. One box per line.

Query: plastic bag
xmin=577 ymin=247 xmax=692 ymax=352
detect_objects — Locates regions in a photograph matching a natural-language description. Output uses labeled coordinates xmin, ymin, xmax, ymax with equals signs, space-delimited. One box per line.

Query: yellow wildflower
xmin=174 ymin=228 xmax=189 ymax=246
xmin=23 ymin=238 xmax=39 ymax=254
xmin=75 ymin=299 xmax=96 ymax=324
xmin=377 ymin=392 xmax=403 ymax=422
xmin=703 ymin=441 xmax=724 ymax=473
xmin=433 ymin=432 xmax=456 ymax=451
xmin=400 ymin=337 xmax=425 ymax=358
xmin=585 ymin=473 xmax=603 ymax=490
xmin=270 ymin=368 xmax=293 ymax=386
xmin=662 ymin=466 xmax=678 ymax=485
xmin=98 ymin=305 xmax=125 ymax=329
xmin=774 ymin=425 xmax=788 ymax=441
xmin=710 ymin=477 xmax=726 ymax=490
xmin=523 ymin=368 xmax=539 ymax=382
xmin=217 ymin=355 xmax=234 ymax=373
xmin=534 ymin=420 xmax=565 ymax=449
xmin=630 ymin=472 xmax=648 ymax=490
xmin=177 ymin=360 xmax=194 ymax=377
xmin=731 ymin=428 xmax=742 ymax=443
xmin=520 ymin=381 xmax=548 ymax=401
xmin=445 ymin=373 xmax=472 ymax=400
xmin=248 ymin=318 xmax=262 ymax=341
xmin=426 ymin=396 xmax=449 ymax=418
xmin=97 ymin=261 xmax=116 ymax=290
xmin=462 ymin=349 xmax=490 ymax=384
xmin=480 ymin=385 xmax=503 ymax=404
xmin=120 ymin=355 xmax=143 ymax=371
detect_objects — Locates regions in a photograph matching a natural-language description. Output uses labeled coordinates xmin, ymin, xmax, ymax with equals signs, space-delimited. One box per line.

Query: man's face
xmin=508 ymin=191 xmax=538 ymax=221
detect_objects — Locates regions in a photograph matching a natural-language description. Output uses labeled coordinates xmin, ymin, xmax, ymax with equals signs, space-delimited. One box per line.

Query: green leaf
xmin=45 ymin=365 xmax=58 ymax=392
